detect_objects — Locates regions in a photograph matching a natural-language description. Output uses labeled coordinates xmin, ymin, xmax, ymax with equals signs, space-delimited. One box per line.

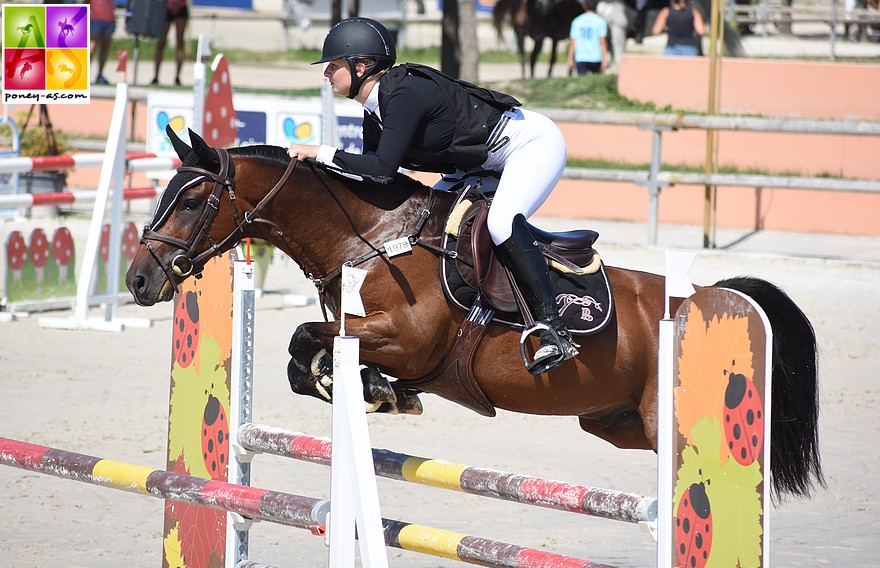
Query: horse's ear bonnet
xmin=148 ymin=126 xmax=215 ymax=231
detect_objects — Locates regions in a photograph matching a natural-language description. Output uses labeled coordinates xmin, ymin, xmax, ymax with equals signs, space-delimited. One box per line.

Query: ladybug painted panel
xmin=724 ymin=372 xmax=765 ymax=466
xmin=172 ymin=291 xmax=200 ymax=368
xmin=201 ymin=393 xmax=229 ymax=480
xmin=675 ymin=482 xmax=713 ymax=568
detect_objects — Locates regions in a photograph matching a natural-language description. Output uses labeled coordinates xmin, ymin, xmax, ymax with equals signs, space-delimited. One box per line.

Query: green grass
xmin=110 ymin=38 xmax=664 ymax=109
xmin=485 ymin=74 xmax=680 ymax=112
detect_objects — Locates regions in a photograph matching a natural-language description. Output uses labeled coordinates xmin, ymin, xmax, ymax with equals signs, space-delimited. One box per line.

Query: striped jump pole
xmin=0 ymin=152 xmax=174 ymax=174
xmin=238 ymin=423 xmax=657 ymax=525
xmin=0 ymin=154 xmax=180 ymax=210
xmin=0 ymin=437 xmax=618 ymax=568
xmin=0 ymin=186 xmax=159 ymax=209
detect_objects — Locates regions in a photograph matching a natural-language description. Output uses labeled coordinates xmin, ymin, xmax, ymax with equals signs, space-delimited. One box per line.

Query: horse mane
xmin=228 ymin=144 xmax=291 ymax=167
xmin=228 ymin=144 xmax=429 ymax=209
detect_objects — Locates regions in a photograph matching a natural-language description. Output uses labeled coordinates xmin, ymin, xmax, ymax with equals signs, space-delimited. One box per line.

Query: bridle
xmin=139 ymin=146 xmax=443 ymax=321
xmin=139 ymin=147 xmax=297 ymax=293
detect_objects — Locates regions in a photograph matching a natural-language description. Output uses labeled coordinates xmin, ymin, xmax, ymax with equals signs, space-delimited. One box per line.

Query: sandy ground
xmin=1 ymin=213 xmax=878 ymax=567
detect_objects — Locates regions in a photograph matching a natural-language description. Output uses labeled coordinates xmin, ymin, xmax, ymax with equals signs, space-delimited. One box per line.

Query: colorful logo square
xmin=2 ymin=4 xmax=90 ymax=104
xmin=46 ymin=5 xmax=90 ymax=49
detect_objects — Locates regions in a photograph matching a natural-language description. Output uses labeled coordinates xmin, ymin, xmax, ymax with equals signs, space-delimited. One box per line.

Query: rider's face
xmin=323 ymin=59 xmax=352 ymax=96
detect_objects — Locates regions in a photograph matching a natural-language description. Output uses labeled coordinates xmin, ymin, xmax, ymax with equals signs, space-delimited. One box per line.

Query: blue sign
xmin=235 ymin=110 xmax=267 ymax=146
xmin=193 ymin=0 xmax=253 ymax=9
xmin=337 ymin=116 xmax=364 ymax=154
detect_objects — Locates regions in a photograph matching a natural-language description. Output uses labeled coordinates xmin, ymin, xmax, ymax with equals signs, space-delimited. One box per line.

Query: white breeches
xmin=433 ymin=107 xmax=567 ymax=245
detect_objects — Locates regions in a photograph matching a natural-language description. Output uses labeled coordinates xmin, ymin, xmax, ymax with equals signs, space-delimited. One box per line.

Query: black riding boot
xmin=494 ymin=215 xmax=579 ymax=374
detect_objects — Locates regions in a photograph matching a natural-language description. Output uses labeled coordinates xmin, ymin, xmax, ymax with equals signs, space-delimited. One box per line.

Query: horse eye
xmin=182 ymin=198 xmax=201 ymax=211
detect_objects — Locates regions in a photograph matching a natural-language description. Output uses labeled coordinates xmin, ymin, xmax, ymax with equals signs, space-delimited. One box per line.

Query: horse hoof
xmin=314 ymin=378 xmax=332 ymax=401
xmin=392 ymin=392 xmax=424 ymax=415
xmin=364 ymin=392 xmax=423 ymax=415
xmin=310 ymin=348 xmax=331 ymax=378
xmin=361 ymin=367 xmax=397 ymax=405
xmin=386 ymin=391 xmax=424 ymax=416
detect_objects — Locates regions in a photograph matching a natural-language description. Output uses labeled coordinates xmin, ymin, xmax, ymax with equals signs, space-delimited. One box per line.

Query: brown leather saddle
xmin=440 ymin=189 xmax=614 ymax=333
xmin=405 ymin=186 xmax=615 ymax=417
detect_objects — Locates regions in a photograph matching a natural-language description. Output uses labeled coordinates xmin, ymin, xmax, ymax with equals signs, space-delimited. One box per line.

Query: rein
xmin=139 ymin=148 xmax=297 ymax=293
xmin=141 ymin=148 xmax=446 ymax=316
xmin=309 ymin=183 xmax=441 ymax=322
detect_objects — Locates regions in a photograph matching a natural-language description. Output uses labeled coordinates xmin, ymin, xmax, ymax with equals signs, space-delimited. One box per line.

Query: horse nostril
xmin=132 ymin=274 xmax=146 ymax=293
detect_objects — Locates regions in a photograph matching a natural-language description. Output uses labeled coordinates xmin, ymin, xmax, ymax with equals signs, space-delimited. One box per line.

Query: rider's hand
xmin=288 ymin=144 xmax=319 ymax=161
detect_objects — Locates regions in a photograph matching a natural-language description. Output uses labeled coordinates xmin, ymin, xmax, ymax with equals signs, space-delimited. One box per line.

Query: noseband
xmin=140 ymin=147 xmax=297 ymax=293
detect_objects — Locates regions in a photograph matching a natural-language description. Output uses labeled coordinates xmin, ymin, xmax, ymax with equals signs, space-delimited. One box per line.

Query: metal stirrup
xmin=518 ymin=322 xmax=578 ymax=375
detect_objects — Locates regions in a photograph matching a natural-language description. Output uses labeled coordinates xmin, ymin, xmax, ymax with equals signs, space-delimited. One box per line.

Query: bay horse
xmin=493 ymin=0 xmax=585 ymax=78
xmin=126 ymin=128 xmax=822 ymax=500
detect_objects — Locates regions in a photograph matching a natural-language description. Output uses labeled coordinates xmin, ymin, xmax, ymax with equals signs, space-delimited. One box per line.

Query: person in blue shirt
xmin=567 ymin=0 xmax=608 ymax=75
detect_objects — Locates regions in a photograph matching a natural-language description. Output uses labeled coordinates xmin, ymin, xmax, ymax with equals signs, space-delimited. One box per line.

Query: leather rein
xmin=138 ymin=149 xmax=442 ymax=313
xmin=139 ymin=147 xmax=297 ymax=293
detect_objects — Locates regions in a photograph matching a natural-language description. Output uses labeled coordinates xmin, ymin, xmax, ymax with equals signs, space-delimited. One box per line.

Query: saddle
xmin=406 ymin=184 xmax=615 ymax=417
xmin=441 ymin=189 xmax=614 ymax=333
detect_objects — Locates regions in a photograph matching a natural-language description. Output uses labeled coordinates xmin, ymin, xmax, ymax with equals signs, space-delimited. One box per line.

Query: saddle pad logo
xmin=556 ymin=293 xmax=603 ymax=322
xmin=2 ymin=4 xmax=90 ymax=104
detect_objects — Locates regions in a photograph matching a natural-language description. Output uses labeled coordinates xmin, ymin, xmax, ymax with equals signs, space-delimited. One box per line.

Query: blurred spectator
xmin=652 ymin=0 xmax=705 ymax=56
xmin=568 ymin=0 xmax=608 ymax=75
xmin=152 ymin=0 xmax=188 ymax=86
xmin=89 ymin=0 xmax=115 ymax=85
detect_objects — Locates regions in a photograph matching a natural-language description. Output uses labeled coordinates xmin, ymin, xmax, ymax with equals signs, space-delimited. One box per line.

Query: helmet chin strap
xmin=346 ymin=58 xmax=365 ymax=99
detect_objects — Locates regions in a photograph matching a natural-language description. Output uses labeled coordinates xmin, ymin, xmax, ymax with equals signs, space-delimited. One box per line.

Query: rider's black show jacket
xmin=328 ymin=63 xmax=520 ymax=176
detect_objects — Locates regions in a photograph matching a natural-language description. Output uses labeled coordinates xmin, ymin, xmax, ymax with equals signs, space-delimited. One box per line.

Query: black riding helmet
xmin=313 ymin=17 xmax=397 ymax=99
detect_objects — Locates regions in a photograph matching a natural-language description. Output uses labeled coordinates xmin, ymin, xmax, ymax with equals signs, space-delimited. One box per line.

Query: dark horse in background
xmin=493 ymin=0 xmax=743 ymax=77
xmin=127 ymin=128 xmax=822 ymax=501
xmin=493 ymin=0 xmax=585 ymax=78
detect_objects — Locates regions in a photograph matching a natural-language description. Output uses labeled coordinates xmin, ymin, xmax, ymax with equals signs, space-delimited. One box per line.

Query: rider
xmin=287 ymin=17 xmax=578 ymax=374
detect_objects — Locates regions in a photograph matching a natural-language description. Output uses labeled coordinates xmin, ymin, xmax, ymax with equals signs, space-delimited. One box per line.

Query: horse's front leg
xmin=286 ymin=321 xmax=423 ymax=414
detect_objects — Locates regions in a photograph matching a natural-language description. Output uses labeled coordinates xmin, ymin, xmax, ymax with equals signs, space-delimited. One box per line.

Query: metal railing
xmin=539 ymin=109 xmax=880 ymax=245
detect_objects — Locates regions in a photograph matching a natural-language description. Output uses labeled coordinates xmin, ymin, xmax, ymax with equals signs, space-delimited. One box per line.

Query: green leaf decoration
xmin=675 ymin=418 xmax=765 ymax=568
xmin=168 ymin=336 xmax=231 ymax=480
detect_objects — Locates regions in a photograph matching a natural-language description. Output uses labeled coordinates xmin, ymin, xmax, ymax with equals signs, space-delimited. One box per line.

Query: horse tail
xmin=693 ymin=0 xmax=744 ymax=56
xmin=722 ymin=22 xmax=744 ymax=57
xmin=714 ymin=276 xmax=824 ymax=501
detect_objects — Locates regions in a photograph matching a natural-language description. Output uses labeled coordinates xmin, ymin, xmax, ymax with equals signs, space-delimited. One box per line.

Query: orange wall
xmin=558 ymin=123 xmax=880 ymax=180
xmin=19 ymin=57 xmax=880 ymax=237
xmin=617 ymin=54 xmax=880 ymax=120
xmin=549 ymin=54 xmax=880 ymax=236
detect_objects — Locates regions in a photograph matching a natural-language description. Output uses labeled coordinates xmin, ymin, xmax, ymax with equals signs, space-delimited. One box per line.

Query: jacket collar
xmin=364 ymin=84 xmax=381 ymax=120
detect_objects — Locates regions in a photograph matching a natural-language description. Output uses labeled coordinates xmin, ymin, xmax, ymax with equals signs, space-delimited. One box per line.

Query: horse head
xmin=126 ymin=126 xmax=295 ymax=306
xmin=127 ymin=126 xmax=424 ymax=309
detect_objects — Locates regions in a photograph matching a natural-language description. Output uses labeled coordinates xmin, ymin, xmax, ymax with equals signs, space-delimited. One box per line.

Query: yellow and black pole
xmin=703 ymin=0 xmax=727 ymax=248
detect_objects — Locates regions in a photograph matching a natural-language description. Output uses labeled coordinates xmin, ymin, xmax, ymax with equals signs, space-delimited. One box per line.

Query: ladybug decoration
xmin=723 ymin=371 xmax=765 ymax=466
xmin=675 ymin=481 xmax=713 ymax=568
xmin=172 ymin=291 xmax=200 ymax=368
xmin=201 ymin=392 xmax=230 ymax=480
